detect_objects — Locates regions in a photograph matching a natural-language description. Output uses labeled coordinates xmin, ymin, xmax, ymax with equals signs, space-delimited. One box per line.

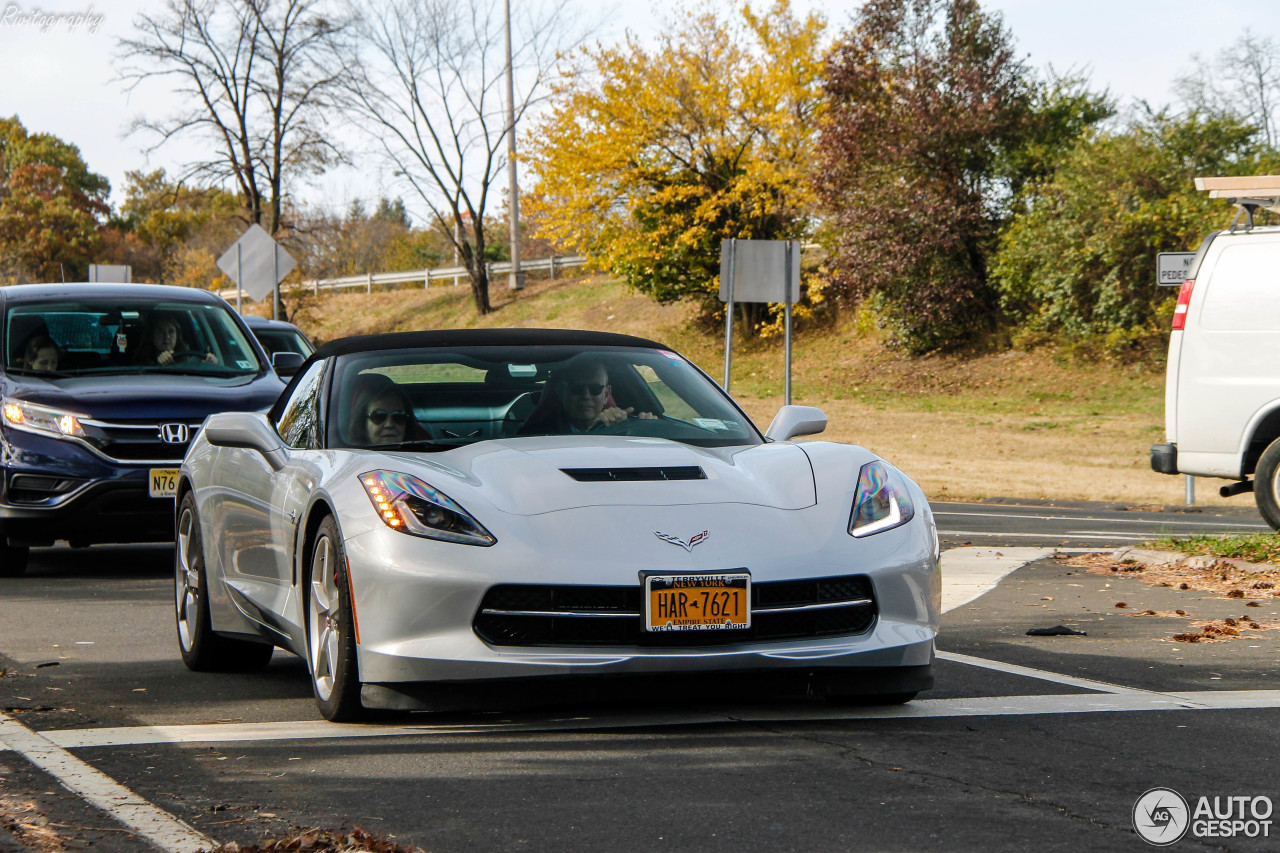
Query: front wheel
xmin=307 ymin=515 xmax=365 ymax=722
xmin=1255 ymin=438 xmax=1280 ymax=531
xmin=175 ymin=492 xmax=273 ymax=671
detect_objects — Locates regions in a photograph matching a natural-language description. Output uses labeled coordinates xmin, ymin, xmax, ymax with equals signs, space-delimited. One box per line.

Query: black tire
xmin=175 ymin=492 xmax=274 ymax=671
xmin=1255 ymin=438 xmax=1280 ymax=531
xmin=305 ymin=515 xmax=365 ymax=722
xmin=0 ymin=542 xmax=30 ymax=578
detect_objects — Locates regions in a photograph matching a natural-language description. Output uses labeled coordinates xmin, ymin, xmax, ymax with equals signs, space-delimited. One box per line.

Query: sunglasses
xmin=367 ymin=409 xmax=408 ymax=426
xmin=562 ymin=382 xmax=606 ymax=396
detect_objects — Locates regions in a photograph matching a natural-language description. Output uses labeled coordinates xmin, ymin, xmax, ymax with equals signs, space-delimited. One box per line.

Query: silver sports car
xmin=176 ymin=329 xmax=940 ymax=721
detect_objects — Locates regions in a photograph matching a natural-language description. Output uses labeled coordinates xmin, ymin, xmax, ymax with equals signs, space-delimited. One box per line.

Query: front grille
xmin=79 ymin=419 xmax=202 ymax=464
xmin=473 ymin=574 xmax=877 ymax=647
xmin=561 ymin=466 xmax=706 ymax=482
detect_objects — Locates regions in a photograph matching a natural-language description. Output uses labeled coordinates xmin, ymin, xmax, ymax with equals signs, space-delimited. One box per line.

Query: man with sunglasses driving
xmin=522 ymin=356 xmax=654 ymax=435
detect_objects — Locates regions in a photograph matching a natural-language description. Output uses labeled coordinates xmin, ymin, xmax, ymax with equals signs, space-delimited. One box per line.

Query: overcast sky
xmin=1 ymin=0 xmax=1275 ymax=217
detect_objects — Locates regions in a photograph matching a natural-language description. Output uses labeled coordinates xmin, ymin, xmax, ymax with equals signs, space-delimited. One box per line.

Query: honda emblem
xmin=159 ymin=423 xmax=190 ymax=444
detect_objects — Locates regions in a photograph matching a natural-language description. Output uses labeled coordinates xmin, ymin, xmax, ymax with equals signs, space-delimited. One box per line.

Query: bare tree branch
xmin=326 ymin=0 xmax=593 ymax=314
xmin=1175 ymin=29 xmax=1280 ymax=148
xmin=117 ymin=0 xmax=350 ymax=250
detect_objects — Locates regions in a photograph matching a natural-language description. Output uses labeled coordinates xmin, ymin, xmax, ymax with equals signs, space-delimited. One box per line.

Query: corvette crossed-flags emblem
xmin=653 ymin=529 xmax=709 ymax=552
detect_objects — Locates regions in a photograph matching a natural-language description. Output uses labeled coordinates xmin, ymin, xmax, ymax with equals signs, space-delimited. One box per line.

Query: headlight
xmin=849 ymin=460 xmax=915 ymax=538
xmin=2 ymin=397 xmax=85 ymax=439
xmin=359 ymin=470 xmax=495 ymax=546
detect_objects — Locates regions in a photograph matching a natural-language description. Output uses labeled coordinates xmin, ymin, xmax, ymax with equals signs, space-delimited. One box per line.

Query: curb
xmin=1108 ymin=547 xmax=1279 ymax=573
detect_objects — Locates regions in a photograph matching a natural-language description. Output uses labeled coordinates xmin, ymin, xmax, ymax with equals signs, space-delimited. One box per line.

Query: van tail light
xmin=1172 ymin=279 xmax=1194 ymax=330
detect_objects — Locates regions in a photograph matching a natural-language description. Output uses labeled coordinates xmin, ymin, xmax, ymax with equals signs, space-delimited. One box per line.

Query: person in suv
xmin=241 ymin=314 xmax=315 ymax=359
xmin=0 ymin=283 xmax=295 ymax=576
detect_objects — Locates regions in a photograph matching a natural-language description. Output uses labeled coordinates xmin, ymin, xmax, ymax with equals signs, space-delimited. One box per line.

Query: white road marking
xmin=0 ymin=711 xmax=216 ymax=853
xmin=936 ymin=651 xmax=1147 ymax=695
xmin=943 ymin=529 xmax=1154 ymax=541
xmin=6 ymin=688 xmax=1277 ymax=750
xmin=940 ymin=546 xmax=1053 ymax=612
xmin=935 ymin=510 xmax=1269 ymax=530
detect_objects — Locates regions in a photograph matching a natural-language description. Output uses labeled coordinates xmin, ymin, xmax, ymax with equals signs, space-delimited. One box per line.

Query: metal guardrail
xmin=218 ymin=254 xmax=585 ymax=300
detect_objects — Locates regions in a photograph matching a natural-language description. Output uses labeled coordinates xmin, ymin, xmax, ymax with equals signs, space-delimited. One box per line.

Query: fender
xmin=1239 ymin=397 xmax=1280 ymax=474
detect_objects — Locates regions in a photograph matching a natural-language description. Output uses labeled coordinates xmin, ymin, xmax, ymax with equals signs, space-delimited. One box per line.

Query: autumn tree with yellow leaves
xmin=524 ymin=1 xmax=825 ymax=331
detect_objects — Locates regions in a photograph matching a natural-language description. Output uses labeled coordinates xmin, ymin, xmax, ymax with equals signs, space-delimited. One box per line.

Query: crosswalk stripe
xmin=0 ymin=712 xmax=216 ymax=852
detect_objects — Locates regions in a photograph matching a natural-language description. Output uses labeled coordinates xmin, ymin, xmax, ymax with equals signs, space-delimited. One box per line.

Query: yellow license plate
xmin=644 ymin=573 xmax=751 ymax=631
xmin=149 ymin=468 xmax=179 ymax=498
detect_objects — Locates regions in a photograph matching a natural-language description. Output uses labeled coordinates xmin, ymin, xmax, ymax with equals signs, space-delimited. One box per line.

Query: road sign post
xmin=723 ymin=239 xmax=737 ymax=392
xmin=88 ymin=264 xmax=131 ymax=283
xmin=1157 ymin=252 xmax=1196 ymax=287
xmin=217 ymin=225 xmax=296 ymax=312
xmin=719 ymin=240 xmax=801 ymax=400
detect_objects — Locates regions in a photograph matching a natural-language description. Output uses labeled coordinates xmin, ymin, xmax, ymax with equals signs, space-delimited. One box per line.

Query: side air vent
xmin=7 ymin=474 xmax=87 ymax=504
xmin=561 ymin=466 xmax=707 ymax=482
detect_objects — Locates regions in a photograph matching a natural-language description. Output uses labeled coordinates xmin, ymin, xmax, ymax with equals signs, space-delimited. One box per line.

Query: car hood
xmin=3 ymin=372 xmax=283 ymax=420
xmin=375 ymin=436 xmax=818 ymax=515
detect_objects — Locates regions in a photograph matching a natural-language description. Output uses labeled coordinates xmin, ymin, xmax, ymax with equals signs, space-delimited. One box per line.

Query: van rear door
xmin=1176 ymin=232 xmax=1280 ymax=477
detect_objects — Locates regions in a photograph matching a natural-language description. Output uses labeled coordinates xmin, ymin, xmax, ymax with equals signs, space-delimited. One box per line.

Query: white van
xmin=1151 ymin=175 xmax=1280 ymax=528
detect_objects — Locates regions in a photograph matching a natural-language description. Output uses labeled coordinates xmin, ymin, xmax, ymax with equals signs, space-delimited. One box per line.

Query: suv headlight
xmin=359 ymin=470 xmax=495 ymax=546
xmin=2 ymin=397 xmax=85 ymax=439
xmin=849 ymin=460 xmax=915 ymax=538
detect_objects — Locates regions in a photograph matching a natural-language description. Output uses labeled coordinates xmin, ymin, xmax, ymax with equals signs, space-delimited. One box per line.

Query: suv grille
xmin=473 ymin=574 xmax=877 ymax=647
xmin=79 ymin=418 xmax=203 ymax=464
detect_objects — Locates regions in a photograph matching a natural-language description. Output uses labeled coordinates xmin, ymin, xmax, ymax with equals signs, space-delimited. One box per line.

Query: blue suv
xmin=0 ymin=283 xmax=294 ymax=575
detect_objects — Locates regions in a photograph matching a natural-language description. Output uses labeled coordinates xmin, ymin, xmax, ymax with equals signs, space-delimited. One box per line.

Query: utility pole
xmin=504 ymin=0 xmax=523 ymax=290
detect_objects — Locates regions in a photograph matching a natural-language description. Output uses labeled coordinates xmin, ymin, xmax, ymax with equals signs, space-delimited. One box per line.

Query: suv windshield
xmin=328 ymin=345 xmax=763 ymax=450
xmin=254 ymin=326 xmax=314 ymax=357
xmin=5 ymin=300 xmax=263 ymax=377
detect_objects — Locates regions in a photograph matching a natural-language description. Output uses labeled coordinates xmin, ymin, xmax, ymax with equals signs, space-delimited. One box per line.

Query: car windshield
xmin=329 ymin=345 xmax=763 ymax=450
xmin=5 ymin=300 xmax=263 ymax=377
xmin=253 ymin=327 xmax=314 ymax=357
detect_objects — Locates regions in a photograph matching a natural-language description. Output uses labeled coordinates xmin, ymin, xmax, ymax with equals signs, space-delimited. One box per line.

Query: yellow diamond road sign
xmin=217 ymin=225 xmax=296 ymax=301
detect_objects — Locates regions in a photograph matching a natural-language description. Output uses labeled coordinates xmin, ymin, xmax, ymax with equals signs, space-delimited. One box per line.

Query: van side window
xmin=275 ymin=361 xmax=326 ymax=449
xmin=1200 ymin=243 xmax=1280 ymax=331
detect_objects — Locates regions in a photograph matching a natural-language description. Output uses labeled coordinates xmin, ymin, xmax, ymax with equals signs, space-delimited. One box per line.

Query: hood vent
xmin=561 ymin=466 xmax=707 ymax=482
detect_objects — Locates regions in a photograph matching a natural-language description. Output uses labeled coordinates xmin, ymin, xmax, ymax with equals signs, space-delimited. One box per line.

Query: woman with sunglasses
xmin=364 ymin=389 xmax=412 ymax=445
xmin=348 ymin=376 xmax=417 ymax=446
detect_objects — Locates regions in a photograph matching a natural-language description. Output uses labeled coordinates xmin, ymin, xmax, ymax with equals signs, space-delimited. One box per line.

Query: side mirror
xmin=765 ymin=405 xmax=827 ymax=442
xmin=203 ymin=411 xmax=288 ymax=471
xmin=272 ymin=351 xmax=306 ymax=379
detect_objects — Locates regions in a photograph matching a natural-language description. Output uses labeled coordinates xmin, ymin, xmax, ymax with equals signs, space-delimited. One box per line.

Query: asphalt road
xmin=1 ymin=500 xmax=1278 ymax=852
xmin=934 ymin=498 xmax=1272 ymax=549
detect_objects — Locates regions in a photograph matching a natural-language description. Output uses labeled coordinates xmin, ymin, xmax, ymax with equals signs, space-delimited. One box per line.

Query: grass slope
xmin=270 ymin=272 xmax=1226 ymax=508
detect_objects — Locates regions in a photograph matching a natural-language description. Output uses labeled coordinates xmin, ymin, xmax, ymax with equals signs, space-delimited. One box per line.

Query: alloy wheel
xmin=175 ymin=505 xmax=200 ymax=652
xmin=308 ymin=533 xmax=340 ymax=702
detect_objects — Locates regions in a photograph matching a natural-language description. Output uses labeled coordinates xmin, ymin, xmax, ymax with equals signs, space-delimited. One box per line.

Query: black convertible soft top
xmin=271 ymin=328 xmax=676 ymax=423
xmin=311 ymin=328 xmax=666 ymax=359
